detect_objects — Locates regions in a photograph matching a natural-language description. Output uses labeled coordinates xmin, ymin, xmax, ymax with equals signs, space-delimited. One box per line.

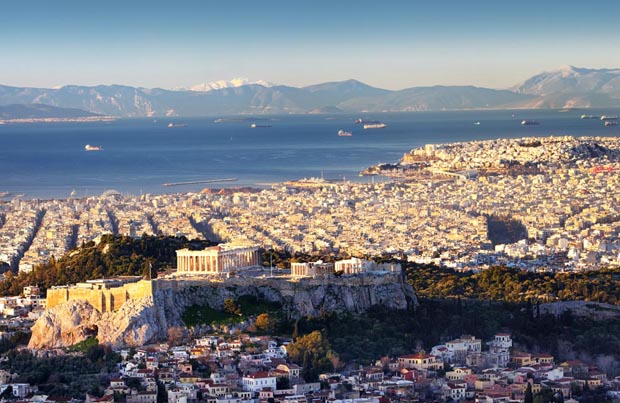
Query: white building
xmin=176 ymin=243 xmax=259 ymax=274
xmin=334 ymin=258 xmax=401 ymax=275
xmin=290 ymin=260 xmax=334 ymax=277
xmin=445 ymin=335 xmax=482 ymax=363
xmin=242 ymin=372 xmax=277 ymax=393
xmin=335 ymin=258 xmax=374 ymax=274
xmin=487 ymin=333 xmax=513 ymax=368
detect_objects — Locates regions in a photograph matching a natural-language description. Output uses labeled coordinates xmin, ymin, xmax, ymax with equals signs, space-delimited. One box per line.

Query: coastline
xmin=1 ymin=109 xmax=620 ymax=200
xmin=0 ymin=116 xmax=118 ymax=124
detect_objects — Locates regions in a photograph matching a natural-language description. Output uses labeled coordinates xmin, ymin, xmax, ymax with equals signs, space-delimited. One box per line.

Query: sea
xmin=1 ymin=109 xmax=619 ymax=200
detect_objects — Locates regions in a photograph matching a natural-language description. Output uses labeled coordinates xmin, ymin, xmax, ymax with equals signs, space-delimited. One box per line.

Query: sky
xmin=3 ymin=0 xmax=620 ymax=90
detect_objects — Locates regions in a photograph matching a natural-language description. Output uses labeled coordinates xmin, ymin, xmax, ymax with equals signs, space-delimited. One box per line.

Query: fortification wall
xmin=46 ymin=280 xmax=154 ymax=313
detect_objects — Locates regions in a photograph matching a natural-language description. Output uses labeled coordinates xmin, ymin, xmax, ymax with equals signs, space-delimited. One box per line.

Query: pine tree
xmin=524 ymin=383 xmax=534 ymax=403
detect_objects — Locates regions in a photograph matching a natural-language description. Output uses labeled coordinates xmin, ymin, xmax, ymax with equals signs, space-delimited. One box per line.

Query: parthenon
xmin=175 ymin=243 xmax=260 ymax=274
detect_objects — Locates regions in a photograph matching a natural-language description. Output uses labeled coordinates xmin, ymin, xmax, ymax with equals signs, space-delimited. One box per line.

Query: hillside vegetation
xmin=407 ymin=264 xmax=620 ymax=304
xmin=0 ymin=234 xmax=215 ymax=296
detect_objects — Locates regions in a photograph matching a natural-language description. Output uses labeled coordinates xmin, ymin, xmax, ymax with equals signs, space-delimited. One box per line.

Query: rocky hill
xmin=29 ymin=274 xmax=417 ymax=349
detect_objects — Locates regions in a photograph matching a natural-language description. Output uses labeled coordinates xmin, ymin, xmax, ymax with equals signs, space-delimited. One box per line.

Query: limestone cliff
xmin=29 ymin=274 xmax=417 ymax=349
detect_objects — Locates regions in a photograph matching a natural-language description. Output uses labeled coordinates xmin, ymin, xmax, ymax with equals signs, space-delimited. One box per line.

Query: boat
xmin=337 ymin=130 xmax=353 ymax=137
xmin=84 ymin=144 xmax=103 ymax=151
xmin=581 ymin=114 xmax=599 ymax=119
xmin=600 ymin=115 xmax=618 ymax=121
xmin=521 ymin=120 xmax=539 ymax=126
xmin=473 ymin=121 xmax=481 ymax=125
xmin=250 ymin=123 xmax=272 ymax=128
xmin=168 ymin=123 xmax=188 ymax=128
xmin=605 ymin=121 xmax=618 ymax=126
xmin=363 ymin=123 xmax=387 ymax=129
xmin=355 ymin=118 xmax=381 ymax=124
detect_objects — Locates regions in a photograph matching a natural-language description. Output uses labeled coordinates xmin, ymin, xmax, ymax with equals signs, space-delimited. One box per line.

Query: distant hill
xmin=307 ymin=105 xmax=345 ymax=114
xmin=303 ymin=79 xmax=390 ymax=107
xmin=339 ymin=85 xmax=533 ymax=112
xmin=511 ymin=65 xmax=620 ymax=108
xmin=0 ymin=103 xmax=99 ymax=119
xmin=1 ymin=66 xmax=620 ymax=116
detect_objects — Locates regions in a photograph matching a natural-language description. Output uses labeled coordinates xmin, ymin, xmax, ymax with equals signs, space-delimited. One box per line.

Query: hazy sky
xmin=3 ymin=0 xmax=620 ymax=90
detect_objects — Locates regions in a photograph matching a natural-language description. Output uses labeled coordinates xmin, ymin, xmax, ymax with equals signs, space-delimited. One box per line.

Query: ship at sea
xmin=605 ymin=121 xmax=618 ymax=126
xmin=168 ymin=123 xmax=188 ymax=128
xmin=84 ymin=144 xmax=102 ymax=151
xmin=355 ymin=118 xmax=380 ymax=124
xmin=581 ymin=114 xmax=600 ymax=119
xmin=250 ymin=123 xmax=272 ymax=128
xmin=363 ymin=123 xmax=387 ymax=129
xmin=521 ymin=120 xmax=539 ymax=126
xmin=337 ymin=129 xmax=352 ymax=137
xmin=600 ymin=115 xmax=619 ymax=121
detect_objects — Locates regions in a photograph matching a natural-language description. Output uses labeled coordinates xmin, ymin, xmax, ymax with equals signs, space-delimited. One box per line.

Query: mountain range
xmin=2 ymin=66 xmax=620 ymax=118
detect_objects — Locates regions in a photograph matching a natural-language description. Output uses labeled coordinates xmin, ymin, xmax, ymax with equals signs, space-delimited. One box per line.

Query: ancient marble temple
xmin=176 ymin=243 xmax=260 ymax=274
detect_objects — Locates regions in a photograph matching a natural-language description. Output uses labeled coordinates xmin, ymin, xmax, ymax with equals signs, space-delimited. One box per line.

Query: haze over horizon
xmin=3 ymin=0 xmax=620 ymax=90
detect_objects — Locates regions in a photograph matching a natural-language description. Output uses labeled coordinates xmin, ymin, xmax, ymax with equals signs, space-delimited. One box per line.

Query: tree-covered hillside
xmin=0 ymin=234 xmax=215 ymax=296
xmin=407 ymin=264 xmax=620 ymax=304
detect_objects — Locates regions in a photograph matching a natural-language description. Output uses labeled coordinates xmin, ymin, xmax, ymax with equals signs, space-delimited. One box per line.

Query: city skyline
xmin=4 ymin=0 xmax=620 ymax=90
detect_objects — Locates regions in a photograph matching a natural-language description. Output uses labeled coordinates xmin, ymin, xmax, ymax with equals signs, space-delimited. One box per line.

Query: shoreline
xmin=0 ymin=116 xmax=118 ymax=124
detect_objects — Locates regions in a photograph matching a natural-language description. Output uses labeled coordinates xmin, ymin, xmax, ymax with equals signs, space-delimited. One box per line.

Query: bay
xmin=0 ymin=109 xmax=618 ymax=199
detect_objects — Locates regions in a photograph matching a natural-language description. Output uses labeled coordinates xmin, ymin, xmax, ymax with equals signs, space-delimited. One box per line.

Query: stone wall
xmin=46 ymin=280 xmax=154 ymax=313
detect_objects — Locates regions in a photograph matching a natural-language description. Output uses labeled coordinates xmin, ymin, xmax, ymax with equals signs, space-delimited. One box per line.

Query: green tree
xmin=524 ymin=383 xmax=534 ymax=403
xmin=276 ymin=377 xmax=290 ymax=390
xmin=0 ymin=385 xmax=13 ymax=399
xmin=255 ymin=313 xmax=275 ymax=333
xmin=224 ymin=299 xmax=241 ymax=315
xmin=287 ymin=331 xmax=335 ymax=382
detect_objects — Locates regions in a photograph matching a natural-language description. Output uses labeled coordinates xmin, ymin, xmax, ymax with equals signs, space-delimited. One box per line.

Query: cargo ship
xmin=363 ymin=123 xmax=387 ymax=129
xmin=600 ymin=115 xmax=618 ymax=121
xmin=337 ymin=129 xmax=352 ymax=137
xmin=581 ymin=114 xmax=599 ymax=119
xmin=355 ymin=118 xmax=381 ymax=124
xmin=250 ymin=123 xmax=272 ymax=128
xmin=84 ymin=144 xmax=103 ymax=151
xmin=605 ymin=121 xmax=618 ymax=126
xmin=521 ymin=120 xmax=539 ymax=126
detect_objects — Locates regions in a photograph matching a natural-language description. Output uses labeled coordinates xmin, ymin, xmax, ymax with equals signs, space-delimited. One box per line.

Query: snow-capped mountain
xmin=4 ymin=66 xmax=620 ymax=117
xmin=189 ymin=78 xmax=273 ymax=92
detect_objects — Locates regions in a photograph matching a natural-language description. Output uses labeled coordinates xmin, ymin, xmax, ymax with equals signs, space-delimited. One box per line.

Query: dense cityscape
xmin=3 ymin=136 xmax=620 ymax=277
xmin=1 ymin=135 xmax=620 ymax=401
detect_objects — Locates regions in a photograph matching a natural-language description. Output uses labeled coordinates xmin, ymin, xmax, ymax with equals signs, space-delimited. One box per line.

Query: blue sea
xmin=1 ymin=109 xmax=619 ymax=199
